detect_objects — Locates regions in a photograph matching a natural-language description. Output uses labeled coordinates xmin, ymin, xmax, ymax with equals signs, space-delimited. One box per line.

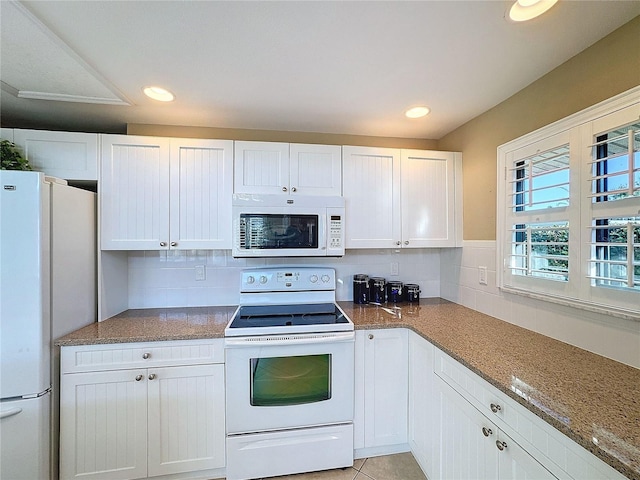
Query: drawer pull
xmin=142 ymin=353 xmax=151 ymax=360
xmin=482 ymin=427 xmax=493 ymax=437
xmin=135 ymin=375 xmax=143 ymax=382
xmin=490 ymin=403 xmax=502 ymax=413
xmin=148 ymin=373 xmax=156 ymax=380
xmin=496 ymin=440 xmax=508 ymax=451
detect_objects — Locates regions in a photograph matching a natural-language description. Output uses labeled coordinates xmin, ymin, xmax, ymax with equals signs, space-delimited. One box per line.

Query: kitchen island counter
xmin=56 ymin=300 xmax=639 ymax=479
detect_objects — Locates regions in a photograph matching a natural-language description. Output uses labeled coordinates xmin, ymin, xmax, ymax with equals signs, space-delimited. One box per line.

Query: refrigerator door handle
xmin=0 ymin=407 xmax=23 ymax=419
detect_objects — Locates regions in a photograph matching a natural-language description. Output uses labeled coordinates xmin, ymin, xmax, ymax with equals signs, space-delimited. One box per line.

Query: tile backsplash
xmin=128 ymin=248 xmax=441 ymax=308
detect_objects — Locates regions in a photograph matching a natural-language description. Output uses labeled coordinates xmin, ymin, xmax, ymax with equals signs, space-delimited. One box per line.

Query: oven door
xmin=225 ymin=332 xmax=354 ymax=434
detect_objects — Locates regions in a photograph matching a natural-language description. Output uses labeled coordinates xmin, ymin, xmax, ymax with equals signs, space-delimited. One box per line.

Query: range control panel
xmin=240 ymin=267 xmax=336 ymax=292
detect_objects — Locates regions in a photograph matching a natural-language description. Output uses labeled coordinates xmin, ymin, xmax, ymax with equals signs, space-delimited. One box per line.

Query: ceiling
xmin=1 ymin=1 xmax=639 ymax=140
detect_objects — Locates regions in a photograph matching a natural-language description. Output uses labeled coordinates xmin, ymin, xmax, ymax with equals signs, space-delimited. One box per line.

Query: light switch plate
xmin=478 ymin=266 xmax=488 ymax=285
xmin=195 ymin=265 xmax=206 ymax=281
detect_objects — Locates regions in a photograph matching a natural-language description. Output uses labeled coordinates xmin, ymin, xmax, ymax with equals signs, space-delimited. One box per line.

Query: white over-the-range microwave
xmin=232 ymin=194 xmax=345 ymax=257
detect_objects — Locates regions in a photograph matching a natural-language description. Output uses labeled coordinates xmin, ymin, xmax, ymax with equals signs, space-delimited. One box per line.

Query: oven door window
xmin=239 ymin=214 xmax=319 ymax=249
xmin=250 ymin=354 xmax=331 ymax=406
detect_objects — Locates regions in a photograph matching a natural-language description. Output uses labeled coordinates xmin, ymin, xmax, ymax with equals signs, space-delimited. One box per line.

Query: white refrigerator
xmin=0 ymin=170 xmax=96 ymax=480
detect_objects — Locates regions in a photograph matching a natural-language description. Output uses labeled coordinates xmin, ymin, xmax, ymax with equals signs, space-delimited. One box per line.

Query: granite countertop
xmin=56 ymin=300 xmax=639 ymax=479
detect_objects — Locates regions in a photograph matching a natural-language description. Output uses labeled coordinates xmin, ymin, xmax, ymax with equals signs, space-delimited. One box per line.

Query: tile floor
xmin=253 ymin=452 xmax=427 ymax=480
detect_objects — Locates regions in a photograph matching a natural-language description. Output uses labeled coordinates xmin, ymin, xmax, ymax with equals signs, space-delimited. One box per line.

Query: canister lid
xmin=353 ymin=274 xmax=369 ymax=282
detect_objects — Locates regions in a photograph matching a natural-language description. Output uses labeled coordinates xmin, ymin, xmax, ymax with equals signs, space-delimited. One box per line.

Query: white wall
xmin=127 ymin=248 xmax=441 ymax=308
xmin=440 ymin=241 xmax=640 ymax=369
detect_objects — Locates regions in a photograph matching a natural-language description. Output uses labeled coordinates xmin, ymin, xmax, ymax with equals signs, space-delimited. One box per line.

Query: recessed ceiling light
xmin=143 ymin=86 xmax=175 ymax=102
xmin=405 ymin=106 xmax=430 ymax=119
xmin=509 ymin=0 xmax=558 ymax=22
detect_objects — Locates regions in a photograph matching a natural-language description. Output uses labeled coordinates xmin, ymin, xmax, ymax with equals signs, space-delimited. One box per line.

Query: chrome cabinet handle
xmin=160 ymin=242 xmax=167 ymax=247
xmin=404 ymin=241 xmax=409 ymax=245
xmin=368 ymin=334 xmax=374 ymax=340
xmin=170 ymin=242 xmax=177 ymax=247
xmin=282 ymin=187 xmax=288 ymax=192
xmin=496 ymin=440 xmax=507 ymax=451
xmin=142 ymin=353 xmax=151 ymax=360
xmin=135 ymin=375 xmax=143 ymax=381
xmin=490 ymin=403 xmax=502 ymax=413
xmin=148 ymin=374 xmax=156 ymax=380
xmin=482 ymin=427 xmax=493 ymax=437
xmin=291 ymin=187 xmax=297 ymax=192
xmin=396 ymin=241 xmax=401 ymax=246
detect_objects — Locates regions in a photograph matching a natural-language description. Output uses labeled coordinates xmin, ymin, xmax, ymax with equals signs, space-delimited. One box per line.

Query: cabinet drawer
xmin=61 ymin=339 xmax=223 ymax=373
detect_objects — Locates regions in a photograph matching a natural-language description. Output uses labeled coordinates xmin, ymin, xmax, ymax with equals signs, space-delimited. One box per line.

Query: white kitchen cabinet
xmin=59 ymin=340 xmax=226 ymax=480
xmin=342 ymin=146 xmax=401 ymax=249
xmin=342 ymin=146 xmax=461 ymax=249
xmin=234 ymin=141 xmax=341 ymax=195
xmin=433 ymin=347 xmax=628 ymax=480
xmin=401 ymin=149 xmax=462 ymax=247
xmin=436 ymin=375 xmax=556 ymax=480
xmin=60 ymin=369 xmax=148 ymax=480
xmin=100 ymin=135 xmax=233 ymax=250
xmin=354 ymin=329 xmax=408 ymax=456
xmin=407 ymin=331 xmax=438 ymax=480
xmin=12 ymin=128 xmax=99 ymax=180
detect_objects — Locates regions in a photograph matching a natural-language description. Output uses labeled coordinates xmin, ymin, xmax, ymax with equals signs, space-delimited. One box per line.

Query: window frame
xmin=497 ymin=87 xmax=640 ymax=320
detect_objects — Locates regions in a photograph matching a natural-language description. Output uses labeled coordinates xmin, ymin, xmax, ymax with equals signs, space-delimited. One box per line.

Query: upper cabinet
xmin=234 ymin=141 xmax=342 ymax=196
xmin=342 ymin=146 xmax=462 ymax=249
xmin=100 ymin=135 xmax=233 ymax=250
xmin=12 ymin=129 xmax=99 ymax=181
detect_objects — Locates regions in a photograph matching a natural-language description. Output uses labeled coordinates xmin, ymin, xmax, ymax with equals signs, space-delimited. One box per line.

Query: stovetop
xmin=225 ymin=267 xmax=354 ymax=337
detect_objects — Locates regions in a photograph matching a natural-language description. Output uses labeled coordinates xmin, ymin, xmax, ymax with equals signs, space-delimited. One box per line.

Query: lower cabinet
xmin=436 ymin=375 xmax=556 ymax=480
xmin=59 ymin=341 xmax=225 ymax=480
xmin=354 ymin=329 xmax=408 ymax=455
xmin=407 ymin=331 xmax=438 ymax=480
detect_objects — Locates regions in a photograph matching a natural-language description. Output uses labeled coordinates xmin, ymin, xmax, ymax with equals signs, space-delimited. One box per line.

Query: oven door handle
xmin=225 ymin=331 xmax=355 ymax=347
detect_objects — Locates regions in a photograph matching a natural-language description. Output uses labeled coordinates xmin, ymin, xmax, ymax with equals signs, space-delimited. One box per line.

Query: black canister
xmin=405 ymin=284 xmax=421 ymax=303
xmin=353 ymin=274 xmax=370 ymax=304
xmin=386 ymin=281 xmax=404 ymax=304
xmin=369 ymin=277 xmax=386 ymax=304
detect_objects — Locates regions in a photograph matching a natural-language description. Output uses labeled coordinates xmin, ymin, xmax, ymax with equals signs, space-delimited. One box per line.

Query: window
xmin=497 ymin=88 xmax=640 ymax=319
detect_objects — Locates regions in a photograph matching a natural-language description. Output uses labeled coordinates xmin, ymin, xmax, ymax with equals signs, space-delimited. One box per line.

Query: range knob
xmin=310 ymin=275 xmax=319 ymax=283
xmin=321 ymin=274 xmax=331 ymax=283
xmin=260 ymin=275 xmax=268 ymax=284
xmin=246 ymin=275 xmax=255 ymax=284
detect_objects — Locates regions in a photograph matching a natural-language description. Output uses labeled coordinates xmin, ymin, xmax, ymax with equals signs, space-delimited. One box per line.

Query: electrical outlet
xmin=391 ymin=262 xmax=399 ymax=276
xmin=195 ymin=265 xmax=206 ymax=281
xmin=478 ymin=266 xmax=488 ymax=285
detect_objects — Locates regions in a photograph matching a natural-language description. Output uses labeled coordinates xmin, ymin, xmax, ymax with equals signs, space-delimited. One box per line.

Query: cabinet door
xmin=289 ymin=144 xmax=342 ymax=196
xmin=408 ymin=332 xmax=438 ymax=479
xmin=342 ymin=146 xmax=401 ymax=248
xmin=13 ymin=129 xmax=99 ymax=180
xmin=169 ymin=139 xmax=233 ymax=249
xmin=363 ymin=329 xmax=408 ymax=448
xmin=13 ymin=128 xmax=98 ymax=181
xmin=498 ymin=432 xmax=558 ymax=480
xmin=100 ymin=135 xmax=170 ymax=250
xmin=59 ymin=370 xmax=148 ymax=480
xmin=147 ymin=364 xmax=226 ymax=476
xmin=401 ymin=149 xmax=461 ymax=247
xmin=436 ymin=377 xmax=498 ymax=480
xmin=234 ymin=141 xmax=290 ymax=194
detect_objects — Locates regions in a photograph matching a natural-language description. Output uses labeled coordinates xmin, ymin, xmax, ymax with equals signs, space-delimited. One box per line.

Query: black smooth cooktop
xmin=228 ymin=303 xmax=348 ymax=329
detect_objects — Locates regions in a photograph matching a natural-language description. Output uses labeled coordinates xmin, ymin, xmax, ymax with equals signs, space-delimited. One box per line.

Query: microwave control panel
xmin=326 ymin=208 xmax=344 ymax=254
